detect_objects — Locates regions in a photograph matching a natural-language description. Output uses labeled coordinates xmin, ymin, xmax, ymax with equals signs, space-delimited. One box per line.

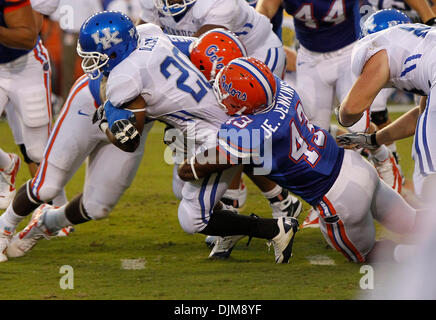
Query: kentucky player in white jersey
xmin=0 ymin=72 xmax=152 ymax=262
xmin=75 ymin=12 xmax=300 ymax=263
xmin=137 ymin=0 xmax=286 ymax=78
xmin=337 ymin=9 xmax=436 ymax=205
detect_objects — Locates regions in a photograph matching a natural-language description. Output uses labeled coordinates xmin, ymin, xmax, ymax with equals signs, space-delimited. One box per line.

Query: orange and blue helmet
xmin=213 ymin=57 xmax=276 ymax=116
xmin=189 ymin=28 xmax=247 ymax=82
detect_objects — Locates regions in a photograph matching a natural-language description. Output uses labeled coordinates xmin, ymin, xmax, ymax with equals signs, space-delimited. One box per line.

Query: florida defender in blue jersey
xmin=253 ymin=0 xmax=434 ymax=228
xmin=179 ymin=57 xmax=418 ymax=263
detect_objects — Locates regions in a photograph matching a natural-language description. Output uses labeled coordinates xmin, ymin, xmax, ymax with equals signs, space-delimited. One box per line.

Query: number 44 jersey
xmin=105 ymin=24 xmax=229 ymax=134
xmin=217 ymin=78 xmax=344 ymax=206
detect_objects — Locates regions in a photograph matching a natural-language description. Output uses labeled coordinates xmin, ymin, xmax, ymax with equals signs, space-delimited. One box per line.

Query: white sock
xmin=52 ymin=189 xmax=68 ymax=207
xmin=222 ymin=188 xmax=240 ymax=201
xmin=261 ymin=185 xmax=282 ymax=199
xmin=0 ymin=205 xmax=25 ymax=234
xmin=393 ymin=244 xmax=416 ymax=263
xmin=44 ymin=205 xmax=72 ymax=233
xmin=372 ymin=144 xmax=390 ymax=162
xmin=0 ymin=150 xmax=12 ymax=169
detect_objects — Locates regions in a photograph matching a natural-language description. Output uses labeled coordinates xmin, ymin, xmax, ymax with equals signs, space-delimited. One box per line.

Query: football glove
xmin=92 ymin=104 xmax=108 ymax=133
xmin=336 ymin=132 xmax=379 ymax=150
xmin=110 ymin=118 xmax=140 ymax=147
xmin=103 ymin=100 xmax=140 ymax=150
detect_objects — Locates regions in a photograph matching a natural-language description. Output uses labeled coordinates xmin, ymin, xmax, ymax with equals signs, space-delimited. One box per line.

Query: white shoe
xmin=0 ymin=230 xmax=12 ymax=262
xmin=373 ymin=153 xmax=402 ymax=193
xmin=270 ymin=193 xmax=302 ymax=219
xmin=301 ymin=208 xmax=320 ymax=229
xmin=269 ymin=217 xmax=299 ymax=264
xmin=6 ymin=204 xmax=54 ymax=258
xmin=0 ymin=153 xmax=20 ymax=210
xmin=208 ymin=235 xmax=245 ymax=259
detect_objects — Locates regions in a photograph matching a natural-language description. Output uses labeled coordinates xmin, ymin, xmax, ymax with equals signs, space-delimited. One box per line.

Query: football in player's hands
xmin=110 ymin=119 xmax=140 ymax=151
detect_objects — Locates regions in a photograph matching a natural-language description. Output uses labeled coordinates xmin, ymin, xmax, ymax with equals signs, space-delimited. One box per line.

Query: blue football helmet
xmin=153 ymin=0 xmax=196 ymax=16
xmin=361 ymin=9 xmax=411 ymax=37
xmin=77 ymin=11 xmax=139 ymax=79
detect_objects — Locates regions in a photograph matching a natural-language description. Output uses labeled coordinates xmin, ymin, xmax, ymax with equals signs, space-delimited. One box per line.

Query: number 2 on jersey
xmin=160 ymin=48 xmax=210 ymax=103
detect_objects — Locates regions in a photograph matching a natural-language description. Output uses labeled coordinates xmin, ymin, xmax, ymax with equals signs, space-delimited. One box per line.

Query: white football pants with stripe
xmin=29 ymin=75 xmax=151 ymax=220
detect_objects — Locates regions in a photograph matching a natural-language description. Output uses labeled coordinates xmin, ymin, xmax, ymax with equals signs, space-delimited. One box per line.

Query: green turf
xmin=0 ymin=112 xmax=414 ymax=300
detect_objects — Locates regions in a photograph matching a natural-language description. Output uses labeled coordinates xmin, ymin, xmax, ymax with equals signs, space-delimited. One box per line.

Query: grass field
xmin=0 ymin=112 xmax=416 ymax=300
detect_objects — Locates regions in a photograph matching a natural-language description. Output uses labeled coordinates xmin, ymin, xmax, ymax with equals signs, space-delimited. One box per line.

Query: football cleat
xmin=208 ymin=235 xmax=245 ymax=259
xmin=0 ymin=153 xmax=21 ymax=210
xmin=373 ymin=153 xmax=402 ymax=193
xmin=268 ymin=217 xmax=299 ymax=263
xmin=6 ymin=204 xmax=54 ymax=258
xmin=270 ymin=193 xmax=302 ymax=219
xmin=0 ymin=229 xmax=12 ymax=263
xmin=301 ymin=208 xmax=320 ymax=229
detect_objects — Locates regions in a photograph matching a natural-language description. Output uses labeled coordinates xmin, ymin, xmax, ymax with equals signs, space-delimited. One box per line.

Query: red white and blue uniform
xmin=0 ymin=0 xmax=52 ymax=164
xmin=217 ymin=77 xmax=415 ymax=262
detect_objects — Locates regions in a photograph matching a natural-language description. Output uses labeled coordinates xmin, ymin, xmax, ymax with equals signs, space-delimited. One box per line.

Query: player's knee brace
xmin=370 ymin=110 xmax=389 ymax=127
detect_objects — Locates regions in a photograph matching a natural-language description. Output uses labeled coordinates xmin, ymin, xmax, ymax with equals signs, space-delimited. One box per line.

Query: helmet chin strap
xmin=235 ymin=107 xmax=246 ymax=115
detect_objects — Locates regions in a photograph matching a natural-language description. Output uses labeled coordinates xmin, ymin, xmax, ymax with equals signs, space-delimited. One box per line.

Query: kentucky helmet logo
xmin=91 ymin=28 xmax=123 ymax=50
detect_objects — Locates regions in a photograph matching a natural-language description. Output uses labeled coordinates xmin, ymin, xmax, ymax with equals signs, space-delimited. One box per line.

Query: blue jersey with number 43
xmin=217 ymin=77 xmax=344 ymax=206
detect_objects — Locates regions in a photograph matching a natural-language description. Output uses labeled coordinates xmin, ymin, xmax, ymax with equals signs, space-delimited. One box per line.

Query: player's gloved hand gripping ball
xmin=93 ymin=100 xmax=140 ymax=150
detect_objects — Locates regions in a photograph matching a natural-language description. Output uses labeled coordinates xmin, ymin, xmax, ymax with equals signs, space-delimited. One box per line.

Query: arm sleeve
xmin=106 ymin=73 xmax=142 ymax=107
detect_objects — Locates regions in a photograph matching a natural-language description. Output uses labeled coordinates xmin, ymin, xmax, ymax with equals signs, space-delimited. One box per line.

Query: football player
xmin=0 ymin=0 xmax=62 ymax=209
xmin=253 ymin=0 xmax=435 ymax=228
xmin=79 ymin=12 xmax=300 ymax=263
xmin=0 ymin=72 xmax=152 ymax=262
xmin=178 ymin=57 xmax=418 ymax=263
xmin=137 ymin=0 xmax=286 ymax=78
xmin=337 ymin=9 xmax=436 ymax=205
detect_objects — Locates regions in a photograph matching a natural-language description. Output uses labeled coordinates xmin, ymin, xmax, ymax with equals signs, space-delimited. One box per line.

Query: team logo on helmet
xmin=220 ymin=74 xmax=247 ymax=102
xmin=205 ymin=45 xmax=225 ymax=70
xmin=91 ymin=28 xmax=123 ymax=50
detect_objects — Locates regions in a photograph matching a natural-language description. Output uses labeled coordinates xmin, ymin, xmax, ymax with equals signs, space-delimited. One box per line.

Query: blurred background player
xmin=337 ymin=9 xmax=436 ymax=206
xmin=253 ymin=0 xmax=435 ymax=229
xmin=0 ymin=0 xmax=54 ymax=209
